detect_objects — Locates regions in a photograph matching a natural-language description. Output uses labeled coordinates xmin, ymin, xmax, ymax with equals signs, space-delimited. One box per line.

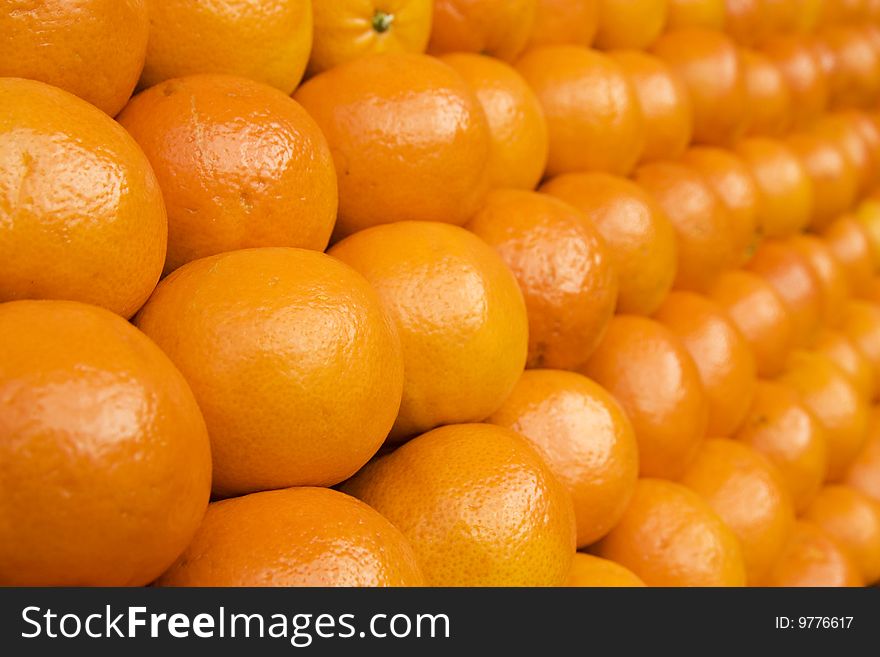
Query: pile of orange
xmin=2 ymin=0 xmax=880 ymax=588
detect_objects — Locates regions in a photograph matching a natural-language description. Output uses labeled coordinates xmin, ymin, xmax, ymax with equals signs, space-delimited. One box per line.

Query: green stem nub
xmin=372 ymin=10 xmax=395 ymax=33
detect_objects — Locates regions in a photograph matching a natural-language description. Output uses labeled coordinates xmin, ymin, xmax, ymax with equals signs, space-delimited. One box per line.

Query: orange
xmin=540 ymin=172 xmax=677 ymax=315
xmin=140 ymin=0 xmax=312 ymax=94
xmin=118 ymin=75 xmax=337 ymax=275
xmin=680 ymin=146 xmax=761 ymax=265
xmin=841 ymin=301 xmax=880 ymax=398
xmin=763 ymin=520 xmax=864 ymax=587
xmin=778 ymin=350 xmax=869 ymax=482
xmin=803 ymin=485 xmax=880 ymax=584
xmin=746 ymin=240 xmax=823 ymax=348
xmin=567 ymin=553 xmax=646 ymax=587
xmin=465 ymin=190 xmax=617 ymax=370
xmin=734 ymin=138 xmax=814 ymax=239
xmin=812 ymin=113 xmax=876 ymax=195
xmin=307 ymin=0 xmax=432 ymax=76
xmin=789 ymin=234 xmax=850 ymax=328
xmin=634 ymin=161 xmax=736 ymax=292
xmin=581 ymin=315 xmax=708 ymax=479
xmin=0 ymin=0 xmax=147 ymax=116
xmin=440 ymin=54 xmax=548 ymax=191
xmin=594 ymin=478 xmax=747 ymax=587
xmin=0 ymin=78 xmax=166 ymax=319
xmin=734 ymin=380 xmax=828 ymax=513
xmin=427 ymin=0 xmax=536 ymax=62
xmin=680 ymin=438 xmax=795 ymax=584
xmin=707 ymin=270 xmax=795 ymax=377
xmin=135 ymin=248 xmax=404 ymax=496
xmin=157 ymin=488 xmax=424 ymax=587
xmin=330 ymin=222 xmax=528 ymax=440
xmin=0 ymin=300 xmax=211 ymax=586
xmin=654 ymin=292 xmax=757 ymax=436
xmin=814 ymin=329 xmax=875 ymax=401
xmin=725 ymin=0 xmax=766 ymax=46
xmin=823 ymin=215 xmax=875 ymax=297
xmin=594 ymin=0 xmax=668 ymax=50
xmin=295 ymin=53 xmax=490 ymax=240
xmin=665 ymin=0 xmax=726 ymax=30
xmin=651 ymin=29 xmax=747 ymax=145
xmin=740 ymin=48 xmax=793 ymax=137
xmin=609 ymin=50 xmax=694 ymax=163
xmin=856 ymin=198 xmax=880 ymax=268
xmin=527 ymin=0 xmax=600 ymax=48
xmin=515 ymin=46 xmax=645 ymax=177
xmin=488 ymin=369 xmax=638 ymax=547
xmin=786 ymin=133 xmax=857 ymax=231
xmin=762 ymin=35 xmax=829 ymax=128
xmin=342 ymin=423 xmax=577 ymax=587
xmin=843 ymin=407 xmax=880 ymax=504
xmin=820 ymin=26 xmax=880 ymax=109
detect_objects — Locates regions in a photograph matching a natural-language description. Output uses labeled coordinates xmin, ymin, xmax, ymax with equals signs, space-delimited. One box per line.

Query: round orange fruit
xmin=842 ymin=406 xmax=880 ymax=504
xmin=428 ymin=0 xmax=537 ymax=61
xmin=594 ymin=0 xmax=668 ymax=50
xmin=295 ymin=53 xmax=490 ymax=239
xmin=342 ymin=423 xmax=577 ymax=587
xmin=594 ymin=478 xmax=747 ymax=587
xmin=488 ymin=369 xmax=638 ymax=547
xmin=0 ymin=78 xmax=166 ymax=319
xmin=763 ymin=520 xmax=864 ymax=587
xmin=540 ymin=172 xmax=677 ymax=315
xmin=527 ymin=0 xmax=600 ymax=48
xmin=135 ymin=248 xmax=404 ymax=497
xmin=440 ymin=54 xmax=549 ymax=191
xmin=118 ymin=74 xmax=337 ymax=275
xmin=740 ymin=48 xmax=793 ymax=137
xmin=581 ymin=315 xmax=708 ymax=479
xmin=465 ymin=190 xmax=617 ymax=370
xmin=157 ymin=488 xmax=425 ymax=587
xmin=330 ymin=222 xmax=528 ymax=440
xmin=516 ymin=46 xmax=645 ymax=177
xmin=567 ymin=553 xmax=646 ymax=587
xmin=0 ymin=300 xmax=211 ymax=586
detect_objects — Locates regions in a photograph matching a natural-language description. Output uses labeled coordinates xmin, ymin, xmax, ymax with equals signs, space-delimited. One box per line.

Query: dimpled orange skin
xmin=594 ymin=0 xmax=668 ymax=50
xmin=823 ymin=216 xmax=875 ymax=297
xmin=734 ymin=138 xmax=814 ymax=239
xmin=654 ymin=292 xmax=757 ymax=437
xmin=0 ymin=78 xmax=166 ymax=319
xmin=814 ymin=330 xmax=875 ymax=402
xmin=633 ymin=161 xmax=736 ymax=293
xmin=0 ymin=301 xmax=211 ymax=586
xmin=330 ymin=222 xmax=528 ymax=441
xmin=294 ymin=53 xmax=490 ymax=240
xmin=763 ymin=520 xmax=864 ymax=587
xmin=580 ymin=316 xmax=709 ymax=479
xmin=841 ymin=301 xmax=880 ymax=399
xmin=540 ymin=172 xmax=677 ymax=315
xmin=567 ymin=553 xmax=646 ymax=587
xmin=118 ymin=75 xmax=337 ymax=275
xmin=0 ymin=0 xmax=147 ymax=116
xmin=734 ymin=380 xmax=827 ymax=514
xmin=740 ymin=48 xmax=793 ymax=137
xmin=440 ymin=54 xmax=549 ymax=191
xmin=307 ymin=0 xmax=432 ymax=76
xmin=666 ymin=0 xmax=726 ymax=30
xmin=789 ymin=234 xmax=851 ymax=329
xmin=707 ymin=270 xmax=795 ymax=377
xmin=803 ymin=485 xmax=880 ymax=584
xmin=779 ymin=350 xmax=869 ymax=482
xmin=843 ymin=407 xmax=880 ymax=504
xmin=594 ymin=479 xmax=747 ymax=587
xmin=135 ymin=248 xmax=404 ymax=497
xmin=527 ymin=0 xmax=599 ymax=48
xmin=786 ymin=133 xmax=857 ymax=232
xmin=465 ymin=190 xmax=617 ymax=371
xmin=427 ymin=0 xmax=536 ymax=62
xmin=487 ymin=369 xmax=638 ymax=547
xmin=651 ymin=29 xmax=747 ymax=146
xmin=342 ymin=423 xmax=577 ymax=587
xmin=157 ymin=488 xmax=425 ymax=587
xmin=515 ymin=46 xmax=645 ymax=177
xmin=140 ymin=0 xmax=312 ymax=94
xmin=762 ymin=36 xmax=829 ymax=128
xmin=609 ymin=50 xmax=694 ymax=163
xmin=680 ymin=147 xmax=761 ymax=266
xmin=680 ymin=438 xmax=795 ymax=584
xmin=746 ymin=240 xmax=823 ymax=348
